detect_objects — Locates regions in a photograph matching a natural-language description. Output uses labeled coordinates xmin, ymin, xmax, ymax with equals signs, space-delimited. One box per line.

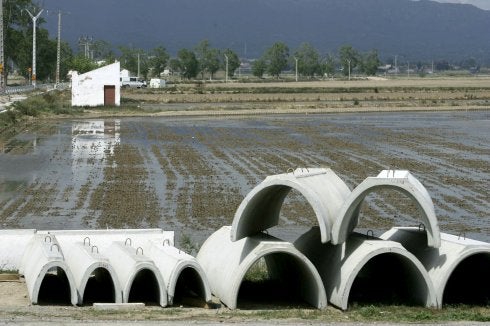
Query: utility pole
xmin=224 ymin=54 xmax=228 ymax=83
xmin=0 ymin=0 xmax=4 ymax=92
xmin=347 ymin=59 xmax=351 ymax=81
xmin=137 ymin=53 xmax=140 ymax=78
xmin=294 ymin=57 xmax=298 ymax=82
xmin=55 ymin=10 xmax=61 ymax=88
xmin=26 ymin=8 xmax=43 ymax=88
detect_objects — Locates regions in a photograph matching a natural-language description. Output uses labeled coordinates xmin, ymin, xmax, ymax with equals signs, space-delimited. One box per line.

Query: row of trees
xmin=252 ymin=42 xmax=381 ymax=78
xmin=3 ymin=0 xmax=478 ymax=83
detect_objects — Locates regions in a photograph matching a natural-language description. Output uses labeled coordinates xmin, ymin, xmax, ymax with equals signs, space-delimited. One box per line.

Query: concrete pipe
xmin=147 ymin=240 xmax=212 ymax=306
xmin=231 ymin=168 xmax=351 ymax=243
xmin=381 ymin=227 xmax=490 ymax=307
xmin=61 ymin=240 xmax=122 ymax=305
xmin=20 ymin=234 xmax=78 ymax=305
xmin=295 ymin=227 xmax=437 ymax=310
xmin=197 ymin=226 xmax=327 ymax=309
xmin=106 ymin=242 xmax=167 ymax=307
xmin=332 ymin=170 xmax=441 ymax=248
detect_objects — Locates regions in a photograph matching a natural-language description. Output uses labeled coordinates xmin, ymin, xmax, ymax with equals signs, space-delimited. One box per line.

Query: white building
xmin=71 ymin=62 xmax=121 ymax=107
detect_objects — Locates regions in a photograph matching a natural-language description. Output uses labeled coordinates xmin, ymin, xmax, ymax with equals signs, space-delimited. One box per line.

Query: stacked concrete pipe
xmin=199 ymin=168 xmax=488 ymax=310
xmin=381 ymin=227 xmax=490 ymax=307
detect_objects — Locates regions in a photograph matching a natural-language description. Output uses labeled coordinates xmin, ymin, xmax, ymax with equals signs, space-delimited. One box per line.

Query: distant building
xmin=70 ymin=62 xmax=121 ymax=107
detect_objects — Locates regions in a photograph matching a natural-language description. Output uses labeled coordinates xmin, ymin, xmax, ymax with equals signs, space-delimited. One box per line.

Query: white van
xmin=120 ymin=77 xmax=147 ymax=88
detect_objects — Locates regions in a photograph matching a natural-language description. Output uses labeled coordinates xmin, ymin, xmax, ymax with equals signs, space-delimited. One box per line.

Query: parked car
xmin=120 ymin=77 xmax=147 ymax=88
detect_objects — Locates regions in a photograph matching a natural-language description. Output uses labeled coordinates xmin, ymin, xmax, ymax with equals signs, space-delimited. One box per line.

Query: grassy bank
xmin=1 ymin=304 xmax=488 ymax=324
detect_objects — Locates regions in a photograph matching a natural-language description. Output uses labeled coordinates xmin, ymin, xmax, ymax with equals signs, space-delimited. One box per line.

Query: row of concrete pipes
xmin=0 ymin=168 xmax=488 ymax=309
xmin=0 ymin=229 xmax=211 ymax=306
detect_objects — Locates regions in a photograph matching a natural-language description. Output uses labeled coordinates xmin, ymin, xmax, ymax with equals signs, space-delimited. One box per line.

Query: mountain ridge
xmin=42 ymin=0 xmax=490 ymax=61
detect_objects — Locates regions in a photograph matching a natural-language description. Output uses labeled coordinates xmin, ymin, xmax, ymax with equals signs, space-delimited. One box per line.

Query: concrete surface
xmin=197 ymin=226 xmax=327 ymax=310
xmin=0 ymin=229 xmax=36 ymax=271
xmin=295 ymin=227 xmax=437 ymax=310
xmin=381 ymin=227 xmax=490 ymax=307
xmin=332 ymin=170 xmax=441 ymax=248
xmin=231 ymin=168 xmax=351 ymax=243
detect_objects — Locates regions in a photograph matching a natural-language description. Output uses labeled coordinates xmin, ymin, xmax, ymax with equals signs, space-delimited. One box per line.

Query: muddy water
xmin=0 ymin=111 xmax=488 ymax=246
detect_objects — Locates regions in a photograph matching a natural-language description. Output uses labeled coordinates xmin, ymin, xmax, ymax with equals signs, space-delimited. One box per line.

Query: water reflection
xmin=71 ymin=120 xmax=120 ymax=163
xmin=71 ymin=120 xmax=120 ymax=190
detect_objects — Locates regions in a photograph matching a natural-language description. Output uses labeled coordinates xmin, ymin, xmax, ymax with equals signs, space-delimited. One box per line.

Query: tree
xmin=338 ymin=45 xmax=360 ymax=77
xmin=294 ymin=43 xmax=321 ymax=78
xmin=222 ymin=48 xmax=240 ymax=78
xmin=149 ymin=46 xmax=170 ymax=77
xmin=118 ymin=46 xmax=149 ymax=77
xmin=264 ymin=42 xmax=289 ymax=78
xmin=70 ymin=55 xmax=98 ymax=74
xmin=252 ymin=58 xmax=266 ymax=78
xmin=177 ymin=48 xmax=199 ymax=79
xmin=92 ymin=40 xmax=115 ymax=63
xmin=324 ymin=53 xmax=336 ymax=78
xmin=194 ymin=40 xmax=220 ymax=79
xmin=360 ymin=49 xmax=381 ymax=76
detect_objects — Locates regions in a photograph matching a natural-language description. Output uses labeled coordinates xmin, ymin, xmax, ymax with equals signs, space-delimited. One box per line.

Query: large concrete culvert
xmin=197 ymin=226 xmax=327 ymax=310
xmin=332 ymin=170 xmax=441 ymax=248
xmin=37 ymin=265 xmax=74 ymax=305
xmin=128 ymin=268 xmax=161 ymax=305
xmin=237 ymin=252 xmax=324 ymax=309
xmin=231 ymin=168 xmax=351 ymax=244
xmin=295 ymin=227 xmax=437 ymax=310
xmin=81 ymin=267 xmax=117 ymax=305
xmin=348 ymin=253 xmax=432 ymax=306
xmin=381 ymin=227 xmax=490 ymax=307
xmin=443 ymin=253 xmax=490 ymax=305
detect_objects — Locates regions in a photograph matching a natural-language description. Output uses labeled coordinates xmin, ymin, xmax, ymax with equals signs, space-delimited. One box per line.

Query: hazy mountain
xmin=41 ymin=0 xmax=490 ymax=61
xmin=430 ymin=0 xmax=490 ymax=10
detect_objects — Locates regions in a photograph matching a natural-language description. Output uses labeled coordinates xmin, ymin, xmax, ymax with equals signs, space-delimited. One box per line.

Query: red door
xmin=104 ymin=85 xmax=116 ymax=106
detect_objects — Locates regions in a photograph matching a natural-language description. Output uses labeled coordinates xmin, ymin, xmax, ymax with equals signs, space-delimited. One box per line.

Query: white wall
xmin=71 ymin=62 xmax=121 ymax=107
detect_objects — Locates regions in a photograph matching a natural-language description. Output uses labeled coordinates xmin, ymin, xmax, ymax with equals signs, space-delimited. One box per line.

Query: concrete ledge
xmin=93 ymin=302 xmax=145 ymax=310
xmin=231 ymin=168 xmax=351 ymax=243
xmin=296 ymin=228 xmax=437 ymax=310
xmin=332 ymin=170 xmax=441 ymax=248
xmin=381 ymin=227 xmax=490 ymax=307
xmin=197 ymin=226 xmax=327 ymax=310
xmin=148 ymin=240 xmax=212 ymax=306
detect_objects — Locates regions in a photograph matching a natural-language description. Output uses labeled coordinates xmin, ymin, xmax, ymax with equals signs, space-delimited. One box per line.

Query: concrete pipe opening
xmin=38 ymin=267 xmax=72 ymax=305
xmin=128 ymin=269 xmax=160 ymax=305
xmin=82 ymin=267 xmax=116 ymax=305
xmin=443 ymin=253 xmax=490 ymax=305
xmin=349 ymin=253 xmax=430 ymax=307
xmin=173 ymin=267 xmax=207 ymax=307
xmin=237 ymin=253 xmax=321 ymax=309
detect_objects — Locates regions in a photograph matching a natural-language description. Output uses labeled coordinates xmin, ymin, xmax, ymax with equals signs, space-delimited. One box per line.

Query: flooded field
xmin=0 ymin=110 xmax=488 ymax=246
